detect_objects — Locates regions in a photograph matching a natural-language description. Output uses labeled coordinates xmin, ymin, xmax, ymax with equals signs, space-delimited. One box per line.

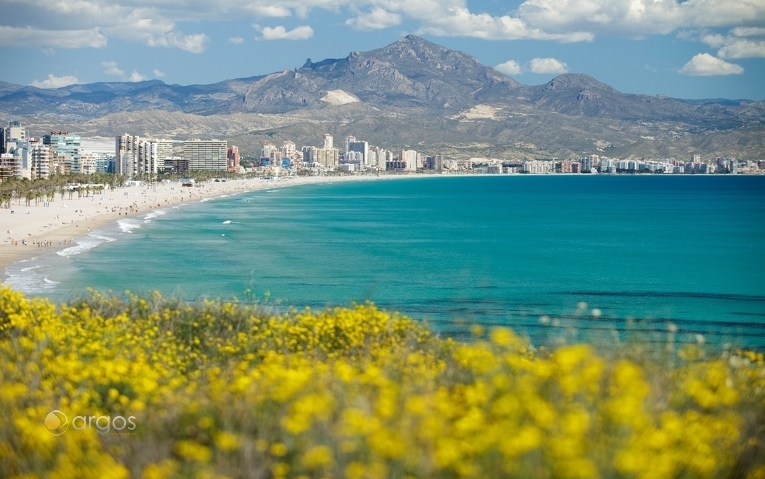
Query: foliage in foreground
xmin=1 ymin=286 xmax=764 ymax=479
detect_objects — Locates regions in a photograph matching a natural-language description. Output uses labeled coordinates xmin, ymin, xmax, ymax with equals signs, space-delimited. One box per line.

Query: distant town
xmin=1 ymin=120 xmax=763 ymax=182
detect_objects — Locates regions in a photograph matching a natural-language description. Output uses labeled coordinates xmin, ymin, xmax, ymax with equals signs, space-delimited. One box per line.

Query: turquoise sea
xmin=5 ymin=175 xmax=765 ymax=348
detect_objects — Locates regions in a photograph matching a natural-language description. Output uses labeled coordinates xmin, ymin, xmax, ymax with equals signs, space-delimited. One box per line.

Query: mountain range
xmin=1 ymin=35 xmax=763 ymax=160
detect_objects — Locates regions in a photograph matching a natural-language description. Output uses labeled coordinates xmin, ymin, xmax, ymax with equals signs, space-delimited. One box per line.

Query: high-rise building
xmin=184 ymin=139 xmax=227 ymax=171
xmin=3 ymin=121 xmax=28 ymax=154
xmin=426 ymin=155 xmax=443 ymax=172
xmin=345 ymin=136 xmax=356 ymax=155
xmin=116 ymin=134 xmax=160 ymax=177
xmin=116 ymin=134 xmax=139 ymax=176
xmin=1 ymin=122 xmax=32 ymax=179
xmin=227 ymin=146 xmax=240 ymax=172
xmin=281 ymin=141 xmax=296 ymax=159
xmin=302 ymin=134 xmax=339 ymax=169
xmin=43 ymin=131 xmax=82 ymax=173
xmin=348 ymin=140 xmax=369 ymax=165
xmin=262 ymin=143 xmax=277 ymax=160
xmin=31 ymin=143 xmax=52 ymax=179
xmin=154 ymin=139 xmax=175 ymax=172
xmin=399 ymin=150 xmax=418 ymax=171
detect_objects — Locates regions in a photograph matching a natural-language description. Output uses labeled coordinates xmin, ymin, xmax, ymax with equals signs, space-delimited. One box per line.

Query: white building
xmin=399 ymin=149 xmax=418 ymax=171
xmin=117 ymin=134 xmax=162 ymax=177
xmin=31 ymin=143 xmax=52 ymax=179
xmin=522 ymin=160 xmax=554 ymax=174
xmin=184 ymin=139 xmax=228 ymax=171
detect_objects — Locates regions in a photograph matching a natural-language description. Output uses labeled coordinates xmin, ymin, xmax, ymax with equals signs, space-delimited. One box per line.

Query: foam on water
xmin=58 ymin=233 xmax=116 ymax=258
xmin=3 ymin=257 xmax=58 ymax=294
xmin=118 ymin=219 xmax=141 ymax=233
xmin=143 ymin=209 xmax=167 ymax=223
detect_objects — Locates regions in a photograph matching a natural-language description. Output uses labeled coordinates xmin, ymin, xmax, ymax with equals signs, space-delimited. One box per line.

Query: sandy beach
xmin=0 ymin=174 xmax=388 ymax=277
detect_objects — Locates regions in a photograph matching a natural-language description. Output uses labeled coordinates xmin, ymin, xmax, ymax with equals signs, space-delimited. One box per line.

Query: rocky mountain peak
xmin=545 ymin=73 xmax=617 ymax=93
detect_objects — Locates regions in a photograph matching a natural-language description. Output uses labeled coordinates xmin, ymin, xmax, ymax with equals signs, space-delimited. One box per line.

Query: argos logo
xmin=45 ymin=410 xmax=136 ymax=435
xmin=44 ymin=410 xmax=68 ymax=435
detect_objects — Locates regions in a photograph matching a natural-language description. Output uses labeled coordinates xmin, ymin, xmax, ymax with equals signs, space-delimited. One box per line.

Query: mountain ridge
xmin=1 ymin=35 xmax=763 ymax=159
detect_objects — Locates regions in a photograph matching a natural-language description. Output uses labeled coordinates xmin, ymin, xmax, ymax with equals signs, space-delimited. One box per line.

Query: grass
xmin=1 ymin=286 xmax=764 ymax=478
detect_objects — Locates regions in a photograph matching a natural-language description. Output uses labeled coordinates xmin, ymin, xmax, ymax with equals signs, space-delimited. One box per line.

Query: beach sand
xmin=0 ymin=175 xmax=386 ymax=277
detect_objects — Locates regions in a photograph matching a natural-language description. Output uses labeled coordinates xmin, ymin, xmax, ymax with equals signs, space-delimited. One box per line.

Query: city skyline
xmin=0 ymin=0 xmax=764 ymax=100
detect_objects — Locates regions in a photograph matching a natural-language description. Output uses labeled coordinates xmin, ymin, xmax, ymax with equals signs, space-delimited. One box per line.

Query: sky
xmin=0 ymin=0 xmax=764 ymax=100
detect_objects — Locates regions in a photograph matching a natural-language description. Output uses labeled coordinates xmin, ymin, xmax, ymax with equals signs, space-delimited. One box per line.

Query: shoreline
xmin=3 ymin=172 xmax=762 ymax=282
xmin=0 ymin=174 xmax=399 ymax=277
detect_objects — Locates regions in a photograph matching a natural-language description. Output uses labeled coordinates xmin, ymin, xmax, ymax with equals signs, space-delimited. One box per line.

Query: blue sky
xmin=0 ymin=0 xmax=763 ymax=100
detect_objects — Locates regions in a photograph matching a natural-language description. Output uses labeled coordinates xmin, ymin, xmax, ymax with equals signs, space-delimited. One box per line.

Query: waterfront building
xmin=281 ymin=141 xmax=296 ymax=159
xmin=183 ymin=139 xmax=227 ymax=171
xmin=79 ymin=151 xmax=98 ymax=175
xmin=348 ymin=140 xmax=369 ymax=165
xmin=426 ymin=155 xmax=443 ymax=172
xmin=43 ymin=131 xmax=82 ymax=173
xmin=522 ymin=160 xmax=554 ymax=174
xmin=227 ymin=146 xmax=240 ymax=172
xmin=164 ymin=157 xmax=189 ymax=174
xmin=487 ymin=163 xmax=502 ymax=174
xmin=31 ymin=143 xmax=52 ymax=179
xmin=2 ymin=121 xmax=28 ymax=154
xmin=0 ymin=153 xmax=30 ymax=181
xmin=302 ymin=135 xmax=339 ymax=169
xmin=154 ymin=139 xmax=175 ymax=172
xmin=117 ymin=134 xmax=163 ymax=176
xmin=399 ymin=150 xmax=418 ymax=171
xmin=262 ymin=143 xmax=277 ymax=160
xmin=599 ymin=158 xmax=614 ymax=173
xmin=345 ymin=136 xmax=356 ymax=155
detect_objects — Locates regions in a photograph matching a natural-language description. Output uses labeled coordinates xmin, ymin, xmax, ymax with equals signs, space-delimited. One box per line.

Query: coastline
xmin=4 ymin=172 xmax=761 ymax=284
xmin=0 ymin=174 xmax=396 ymax=277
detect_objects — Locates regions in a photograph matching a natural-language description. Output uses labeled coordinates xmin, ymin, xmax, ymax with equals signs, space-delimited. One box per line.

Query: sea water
xmin=5 ymin=175 xmax=765 ymax=348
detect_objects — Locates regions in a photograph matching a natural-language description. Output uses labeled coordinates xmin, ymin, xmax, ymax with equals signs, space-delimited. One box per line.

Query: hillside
xmin=1 ymin=35 xmax=763 ymax=159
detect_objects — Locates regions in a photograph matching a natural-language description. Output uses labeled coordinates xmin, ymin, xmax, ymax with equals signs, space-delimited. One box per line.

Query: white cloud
xmin=417 ymin=7 xmax=593 ymax=42
xmin=257 ymin=25 xmax=314 ymax=40
xmin=102 ymin=61 xmax=124 ymax=76
xmin=700 ymin=29 xmax=765 ymax=59
xmin=0 ymin=26 xmax=106 ymax=48
xmin=147 ymin=32 xmax=209 ymax=53
xmin=248 ymin=6 xmax=291 ymax=17
xmin=153 ymin=69 xmax=165 ymax=78
xmin=129 ymin=70 xmax=147 ymax=82
xmin=228 ymin=36 xmax=244 ymax=44
xmin=495 ymin=60 xmax=523 ymax=76
xmin=679 ymin=53 xmax=744 ymax=76
xmin=718 ymin=40 xmax=765 ymax=59
xmin=516 ymin=0 xmax=765 ymax=37
xmin=529 ymin=57 xmax=568 ymax=74
xmin=30 ymin=74 xmax=79 ymax=88
xmin=2 ymin=0 xmax=764 ymax=51
xmin=346 ymin=8 xmax=401 ymax=31
xmin=732 ymin=27 xmax=765 ymax=37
